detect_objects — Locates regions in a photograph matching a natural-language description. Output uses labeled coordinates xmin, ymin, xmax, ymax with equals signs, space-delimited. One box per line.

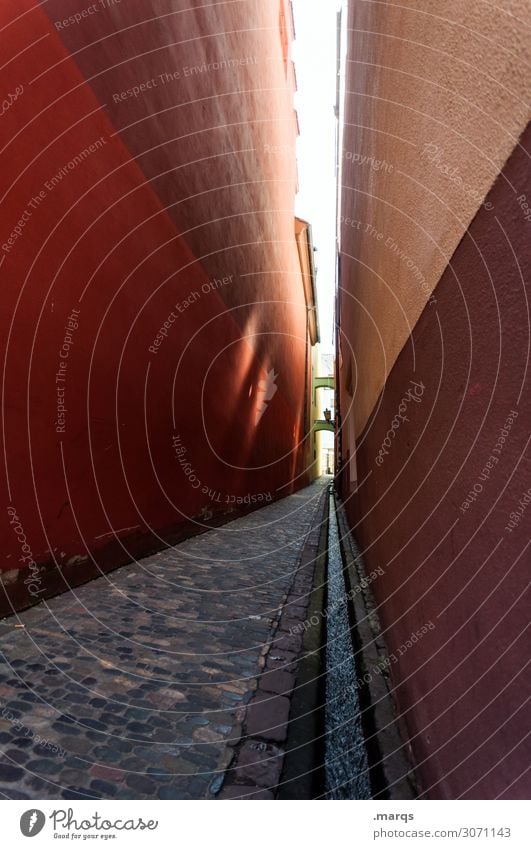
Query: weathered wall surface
xmin=344 ymin=131 xmax=530 ymax=798
xmin=338 ymin=0 xmax=530 ymax=799
xmin=340 ymin=0 xmax=531 ymax=435
xmin=0 ymin=1 xmax=314 ymax=614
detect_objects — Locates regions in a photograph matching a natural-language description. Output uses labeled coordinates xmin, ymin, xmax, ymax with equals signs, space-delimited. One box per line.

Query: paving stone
xmin=12 ymin=736 xmax=34 ymax=749
xmin=62 ymin=786 xmax=101 ymax=800
xmin=90 ymin=779 xmax=118 ymax=797
xmin=151 ymin=729 xmax=176 ymax=743
xmin=0 ymin=787 xmax=30 ymax=799
xmin=232 ymin=740 xmax=284 ymax=788
xmin=81 ymin=718 xmax=107 ymax=731
xmin=218 ymin=784 xmax=274 ymax=800
xmin=125 ymin=774 xmax=156 ymax=795
xmin=25 ymin=759 xmax=63 ymax=775
xmin=90 ymin=765 xmax=125 ymax=782
xmin=113 ymin=789 xmax=137 ymax=799
xmin=121 ymin=757 xmax=147 ymax=771
xmin=0 ymin=764 xmax=24 ymax=782
xmin=245 ymin=693 xmax=291 ymax=743
xmin=146 ymin=768 xmax=172 ymax=782
xmin=109 ymin=740 xmax=133 ymax=754
xmin=150 ymin=716 xmax=172 ymax=728
xmin=101 ymin=703 xmax=124 ymax=714
xmin=61 ymin=769 xmax=93 ymax=785
xmin=157 ymin=785 xmax=190 ymax=799
xmin=4 ymin=748 xmax=29 ymax=764
xmin=273 ymin=633 xmax=303 ymax=654
xmin=27 ymin=776 xmax=49 ymax=792
xmin=0 ymin=480 xmax=326 ymax=800
xmin=6 ymin=701 xmax=29 ymax=712
xmin=52 ymin=723 xmax=79 ymax=736
xmin=127 ymin=722 xmax=152 ymax=734
xmin=265 ymin=650 xmax=299 ymax=673
xmin=259 ymin=669 xmax=296 ymax=696
xmin=63 ymin=738 xmax=93 ymax=756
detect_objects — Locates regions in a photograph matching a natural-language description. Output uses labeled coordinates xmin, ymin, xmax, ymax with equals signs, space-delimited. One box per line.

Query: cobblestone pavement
xmin=0 ymin=479 xmax=327 ymax=800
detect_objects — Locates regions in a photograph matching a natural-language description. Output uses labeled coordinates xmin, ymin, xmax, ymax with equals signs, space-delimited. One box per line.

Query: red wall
xmin=1 ymin=1 xmax=313 ymax=614
xmin=339 ymin=125 xmax=530 ymax=798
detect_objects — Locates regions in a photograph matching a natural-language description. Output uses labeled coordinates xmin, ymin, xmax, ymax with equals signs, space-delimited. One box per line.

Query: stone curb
xmin=211 ymin=486 xmax=329 ymax=800
xmin=335 ymin=495 xmax=418 ymax=800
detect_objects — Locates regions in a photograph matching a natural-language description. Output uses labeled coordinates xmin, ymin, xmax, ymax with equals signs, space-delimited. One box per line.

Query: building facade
xmin=0 ymin=1 xmax=318 ymax=614
xmin=336 ymin=1 xmax=530 ymax=798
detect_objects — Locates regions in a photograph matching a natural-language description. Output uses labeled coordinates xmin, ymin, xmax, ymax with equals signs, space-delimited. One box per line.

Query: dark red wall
xmin=0 ymin=1 xmax=313 ymax=615
xmin=341 ymin=125 xmax=530 ymax=798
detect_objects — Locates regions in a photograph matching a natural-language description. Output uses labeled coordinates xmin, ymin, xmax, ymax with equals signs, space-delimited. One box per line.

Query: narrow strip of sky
xmin=292 ymin=0 xmax=342 ymax=357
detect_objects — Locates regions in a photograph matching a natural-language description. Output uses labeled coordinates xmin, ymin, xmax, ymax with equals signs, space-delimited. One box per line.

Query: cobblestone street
xmin=0 ymin=480 xmax=328 ymax=800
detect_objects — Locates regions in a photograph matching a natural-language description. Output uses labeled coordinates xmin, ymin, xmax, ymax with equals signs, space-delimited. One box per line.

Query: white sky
xmin=291 ymin=0 xmax=341 ymax=445
xmin=292 ymin=0 xmax=343 ymax=360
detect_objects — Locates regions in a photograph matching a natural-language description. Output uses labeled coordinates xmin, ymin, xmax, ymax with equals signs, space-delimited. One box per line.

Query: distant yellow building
xmin=312 ymin=349 xmax=335 ymax=477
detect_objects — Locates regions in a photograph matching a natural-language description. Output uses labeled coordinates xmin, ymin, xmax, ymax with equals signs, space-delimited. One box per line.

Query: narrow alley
xmin=0 ymin=0 xmax=530 ymax=834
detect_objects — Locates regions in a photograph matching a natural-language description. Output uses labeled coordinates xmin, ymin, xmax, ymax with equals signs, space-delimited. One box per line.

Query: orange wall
xmin=0 ymin=1 xmax=313 ymax=613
